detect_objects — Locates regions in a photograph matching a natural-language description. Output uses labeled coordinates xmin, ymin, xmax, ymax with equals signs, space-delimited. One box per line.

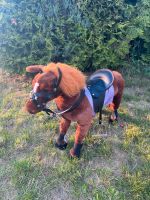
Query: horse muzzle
xmin=25 ymin=99 xmax=44 ymax=114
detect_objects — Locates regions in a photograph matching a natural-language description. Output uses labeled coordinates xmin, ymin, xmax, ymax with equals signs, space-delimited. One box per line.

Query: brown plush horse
xmin=25 ymin=63 xmax=124 ymax=158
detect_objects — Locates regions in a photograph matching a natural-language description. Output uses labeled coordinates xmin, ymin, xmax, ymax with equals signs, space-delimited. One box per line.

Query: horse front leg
xmin=70 ymin=122 xmax=92 ymax=158
xmin=55 ymin=117 xmax=71 ymax=150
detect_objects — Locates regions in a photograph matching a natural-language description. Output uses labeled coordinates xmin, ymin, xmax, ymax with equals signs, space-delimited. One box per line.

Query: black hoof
xmin=109 ymin=110 xmax=118 ymax=124
xmin=70 ymin=143 xmax=83 ymax=158
xmin=109 ymin=117 xmax=118 ymax=124
xmin=55 ymin=142 xmax=68 ymax=150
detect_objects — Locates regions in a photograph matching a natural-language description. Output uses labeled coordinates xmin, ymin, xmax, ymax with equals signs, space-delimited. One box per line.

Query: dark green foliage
xmin=0 ymin=0 xmax=150 ymax=72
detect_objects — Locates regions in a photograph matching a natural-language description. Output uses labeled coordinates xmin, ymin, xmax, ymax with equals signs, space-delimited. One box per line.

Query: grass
xmin=0 ymin=69 xmax=150 ymax=200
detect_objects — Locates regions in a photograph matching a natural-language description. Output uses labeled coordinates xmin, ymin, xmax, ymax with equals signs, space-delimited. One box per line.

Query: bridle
xmin=29 ymin=67 xmax=85 ymax=118
xmin=30 ymin=67 xmax=62 ymax=116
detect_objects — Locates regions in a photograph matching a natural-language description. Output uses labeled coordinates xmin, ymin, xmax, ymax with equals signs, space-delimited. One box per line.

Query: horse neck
xmin=54 ymin=92 xmax=78 ymax=110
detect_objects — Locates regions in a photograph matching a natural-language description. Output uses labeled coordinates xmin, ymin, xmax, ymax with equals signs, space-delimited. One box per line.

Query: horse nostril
xmin=29 ymin=110 xmax=37 ymax=114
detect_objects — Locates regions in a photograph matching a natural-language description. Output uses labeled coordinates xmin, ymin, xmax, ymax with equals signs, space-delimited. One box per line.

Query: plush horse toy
xmin=25 ymin=63 xmax=124 ymax=158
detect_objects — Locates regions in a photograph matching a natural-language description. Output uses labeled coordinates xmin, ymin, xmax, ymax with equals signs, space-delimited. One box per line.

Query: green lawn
xmin=0 ymin=69 xmax=149 ymax=200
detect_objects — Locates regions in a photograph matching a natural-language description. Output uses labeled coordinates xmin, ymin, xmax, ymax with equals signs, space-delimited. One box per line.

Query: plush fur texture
xmin=43 ymin=63 xmax=86 ymax=97
xmin=25 ymin=62 xmax=125 ymax=158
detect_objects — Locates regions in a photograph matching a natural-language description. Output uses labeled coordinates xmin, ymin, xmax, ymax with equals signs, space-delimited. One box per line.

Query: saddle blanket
xmin=85 ymin=85 xmax=114 ymax=116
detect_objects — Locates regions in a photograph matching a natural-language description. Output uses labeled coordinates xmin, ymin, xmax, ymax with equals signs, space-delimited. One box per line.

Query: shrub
xmin=0 ymin=0 xmax=150 ymax=72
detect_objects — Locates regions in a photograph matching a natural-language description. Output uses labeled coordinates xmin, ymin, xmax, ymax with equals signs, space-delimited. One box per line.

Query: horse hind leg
xmin=109 ymin=73 xmax=125 ymax=123
xmin=109 ymin=95 xmax=121 ymax=123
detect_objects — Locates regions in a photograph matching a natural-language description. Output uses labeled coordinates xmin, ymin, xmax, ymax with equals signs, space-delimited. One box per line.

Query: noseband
xmin=30 ymin=90 xmax=57 ymax=108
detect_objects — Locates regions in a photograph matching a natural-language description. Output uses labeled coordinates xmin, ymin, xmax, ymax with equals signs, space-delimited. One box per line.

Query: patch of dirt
xmin=0 ymin=178 xmax=17 ymax=200
xmin=0 ymin=159 xmax=17 ymax=200
xmin=128 ymin=100 xmax=150 ymax=110
xmin=124 ymin=87 xmax=147 ymax=97
xmin=43 ymin=183 xmax=73 ymax=200
xmin=0 ymin=69 xmax=31 ymax=94
xmin=88 ymin=147 xmax=127 ymax=177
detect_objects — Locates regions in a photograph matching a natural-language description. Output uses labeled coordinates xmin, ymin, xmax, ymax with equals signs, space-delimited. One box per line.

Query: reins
xmin=43 ymin=89 xmax=85 ymax=118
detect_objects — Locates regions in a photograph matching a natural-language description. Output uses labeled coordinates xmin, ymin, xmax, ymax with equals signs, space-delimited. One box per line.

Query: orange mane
xmin=43 ymin=63 xmax=86 ymax=97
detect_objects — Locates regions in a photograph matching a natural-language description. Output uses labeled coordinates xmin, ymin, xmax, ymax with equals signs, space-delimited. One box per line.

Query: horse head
xmin=26 ymin=65 xmax=62 ymax=114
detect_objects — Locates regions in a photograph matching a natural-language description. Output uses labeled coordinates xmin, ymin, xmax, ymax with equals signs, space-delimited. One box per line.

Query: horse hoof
xmin=69 ymin=149 xmax=80 ymax=159
xmin=69 ymin=143 xmax=83 ymax=158
xmin=55 ymin=141 xmax=68 ymax=150
xmin=109 ymin=118 xmax=118 ymax=124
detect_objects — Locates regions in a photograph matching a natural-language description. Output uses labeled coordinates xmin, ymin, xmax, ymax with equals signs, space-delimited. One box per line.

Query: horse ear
xmin=53 ymin=67 xmax=62 ymax=89
xmin=26 ymin=65 xmax=45 ymax=73
xmin=55 ymin=67 xmax=62 ymax=87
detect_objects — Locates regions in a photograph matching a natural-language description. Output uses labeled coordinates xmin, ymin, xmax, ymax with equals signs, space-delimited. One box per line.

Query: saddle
xmin=87 ymin=69 xmax=114 ymax=123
